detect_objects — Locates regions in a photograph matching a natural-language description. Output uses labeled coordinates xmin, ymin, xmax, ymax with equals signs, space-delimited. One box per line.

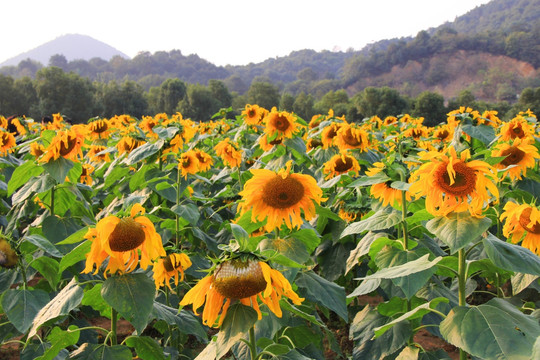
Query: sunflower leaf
xmin=340 ymin=207 xmax=402 ymax=238
xmin=347 ymin=173 xmax=391 ymax=187
xmin=425 ymin=213 xmax=491 ymax=254
xmin=1 ymin=288 xmax=50 ymax=333
xmin=461 ymin=124 xmax=496 ymax=145
xmin=42 ymin=156 xmax=74 ymax=184
xmin=123 ymin=139 xmax=164 ymax=165
xmin=7 ymin=159 xmax=43 ymax=195
xmin=296 ymin=271 xmax=348 ymax=321
xmin=482 ymin=233 xmax=540 ymax=276
xmin=216 ymin=304 xmax=258 ymax=359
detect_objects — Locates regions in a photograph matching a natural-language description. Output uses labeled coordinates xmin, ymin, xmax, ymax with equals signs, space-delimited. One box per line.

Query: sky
xmin=1 ymin=0 xmax=492 ymax=67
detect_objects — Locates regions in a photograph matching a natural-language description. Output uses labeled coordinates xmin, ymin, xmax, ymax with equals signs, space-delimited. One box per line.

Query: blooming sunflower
xmin=152 ymin=253 xmax=192 ymax=290
xmin=194 ymin=150 xmax=214 ymax=172
xmin=501 ymin=201 xmax=540 ymax=255
xmin=237 ymin=161 xmax=323 ymax=232
xmin=40 ymin=125 xmax=87 ymax=163
xmin=258 ymin=133 xmax=284 ymax=152
xmin=179 ymin=150 xmax=200 ymax=178
xmin=242 ymin=104 xmax=266 ymax=125
xmin=263 ymin=108 xmax=302 ymax=139
xmin=0 ymin=130 xmax=16 ymax=156
xmin=491 ymin=138 xmax=540 ymax=181
xmin=432 ymin=124 xmax=455 ymax=144
xmin=408 ymin=146 xmax=499 ymax=217
xmin=214 ymin=138 xmax=242 ymax=168
xmin=499 ymin=116 xmax=536 ymax=141
xmin=180 ymin=258 xmax=303 ymax=327
xmin=370 ymin=182 xmax=411 ymax=208
xmin=83 ymin=203 xmax=165 ymax=277
xmin=321 ymin=122 xmax=343 ymax=149
xmin=323 ymin=152 xmax=361 ymax=179
xmin=334 ymin=123 xmax=370 ymax=152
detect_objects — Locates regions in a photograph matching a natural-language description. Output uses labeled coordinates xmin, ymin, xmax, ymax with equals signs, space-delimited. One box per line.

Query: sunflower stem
xmin=398 ymin=168 xmax=409 ymax=250
xmin=248 ymin=325 xmax=257 ymax=360
xmin=50 ymin=185 xmax=55 ymax=217
xmin=176 ymin=166 xmax=181 ymax=249
xmin=237 ymin=166 xmax=243 ymax=190
xmin=457 ymin=248 xmax=469 ymax=360
xmin=110 ymin=307 xmax=118 ymax=345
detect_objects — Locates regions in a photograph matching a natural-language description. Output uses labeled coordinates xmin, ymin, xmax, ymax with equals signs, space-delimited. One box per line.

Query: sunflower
xmin=479 ymin=110 xmax=501 ymax=127
xmin=214 ymin=138 xmax=242 ymax=168
xmin=263 ymin=108 xmax=302 ymax=139
xmin=86 ymin=145 xmax=111 ymax=163
xmin=0 ymin=237 xmax=18 ymax=268
xmin=501 ymin=201 xmax=540 ymax=255
xmin=258 ymin=133 xmax=284 ymax=152
xmin=40 ymin=125 xmax=87 ymax=163
xmin=117 ymin=136 xmax=145 ymax=155
xmin=139 ymin=116 xmax=160 ymax=138
xmin=370 ymin=182 xmax=411 ymax=208
xmin=408 ymin=146 xmax=499 ymax=217
xmin=309 ymin=114 xmax=325 ymax=129
xmin=306 ymin=138 xmax=323 ymax=152
xmin=87 ymin=119 xmax=111 ymax=140
xmin=321 ymin=122 xmax=343 ymax=149
xmin=180 ymin=257 xmax=303 ymax=327
xmin=80 ymin=164 xmax=94 ymax=185
xmin=491 ymin=138 xmax=540 ymax=181
xmin=402 ymin=125 xmax=429 ymax=140
xmin=152 ymin=253 xmax=192 ymax=290
xmin=334 ymin=123 xmax=369 ymax=152
xmin=82 ymin=203 xmax=165 ymax=277
xmin=6 ymin=116 xmax=27 ymax=136
xmin=0 ymin=130 xmax=16 ymax=156
xmin=194 ymin=150 xmax=214 ymax=172
xmin=432 ymin=124 xmax=455 ymax=143
xmin=499 ymin=116 xmax=536 ymax=141
xmin=242 ymin=104 xmax=266 ymax=125
xmin=179 ymin=150 xmax=200 ymax=178
xmin=237 ymin=161 xmax=323 ymax=232
xmin=323 ymin=152 xmax=361 ymax=179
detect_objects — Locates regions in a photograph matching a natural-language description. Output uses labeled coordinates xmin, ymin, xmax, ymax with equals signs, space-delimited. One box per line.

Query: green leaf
xmin=346 ymin=232 xmax=389 ymax=275
xmin=36 ymin=325 xmax=79 ymax=360
xmin=281 ymin=325 xmax=319 ymax=349
xmin=461 ymin=124 xmax=496 ymax=145
xmin=30 ymin=256 xmax=61 ymax=289
xmin=348 ymin=173 xmax=391 ymax=187
xmin=358 ymin=254 xmax=442 ymax=281
xmin=396 ymin=346 xmax=420 ymax=360
xmin=511 ymin=273 xmax=539 ymax=296
xmin=279 ymin=300 xmax=325 ymax=327
xmin=104 ymin=165 xmax=130 ymax=188
xmin=425 ymin=213 xmax=492 ymax=254
xmin=69 ymin=343 xmax=133 ymax=360
xmin=1 ymin=289 xmax=50 ymax=333
xmin=483 ymin=233 xmax=540 ymax=276
xmin=283 ymin=136 xmax=307 ymax=154
xmin=23 ymin=234 xmax=63 ymax=257
xmin=28 ymin=278 xmax=83 ymax=338
xmin=124 ymin=139 xmax=164 ymax=165
xmin=289 ymin=228 xmax=322 ymax=254
xmin=341 ymin=207 xmax=402 ymax=238
xmin=351 ymin=305 xmax=411 ymax=360
xmin=42 ymin=156 xmax=74 ymax=184
xmin=348 ymin=278 xmax=381 ymax=298
xmin=153 ymin=181 xmax=177 ymax=202
xmin=125 ymin=336 xmax=166 ymax=360
xmin=171 ymin=203 xmax=200 ymax=225
xmin=230 ymin=223 xmax=250 ymax=251
xmin=12 ymin=174 xmax=56 ymax=205
xmin=66 ymin=161 xmax=83 ymax=183
xmin=42 ymin=215 xmax=82 ymax=244
xmin=259 ymin=237 xmax=310 ymax=265
xmin=7 ymin=160 xmax=43 ymax=195
xmin=373 ymin=298 xmax=449 ymax=338
xmin=440 ymin=298 xmax=540 ymax=360
xmin=151 ymin=302 xmax=207 ymax=341
xmin=81 ymin=284 xmax=111 ymax=318
xmin=216 ymin=303 xmax=258 ymax=359
xmin=101 ymin=273 xmax=155 ymax=334
xmin=296 ymin=271 xmax=348 ymax=321
xmin=59 ymin=241 xmax=92 ymax=273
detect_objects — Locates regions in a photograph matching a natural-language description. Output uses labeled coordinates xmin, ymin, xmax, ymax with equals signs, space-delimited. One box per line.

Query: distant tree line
xmin=1 ymin=67 xmax=539 ymax=126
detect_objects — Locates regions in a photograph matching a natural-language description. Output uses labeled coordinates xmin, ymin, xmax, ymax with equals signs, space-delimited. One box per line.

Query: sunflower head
xmin=263 ymin=108 xmax=302 ymax=139
xmin=88 ymin=119 xmax=111 ymax=139
xmin=179 ymin=150 xmax=201 ymax=178
xmin=153 ymin=253 xmax=192 ymax=290
xmin=214 ymin=138 xmax=242 ymax=168
xmin=323 ymin=152 xmax=361 ymax=179
xmin=499 ymin=116 xmax=536 ymax=141
xmin=334 ymin=124 xmax=370 ymax=152
xmin=492 ymin=138 xmax=540 ymax=181
xmin=40 ymin=125 xmax=87 ymax=163
xmin=242 ymin=104 xmax=266 ymax=125
xmin=501 ymin=201 xmax=540 ymax=255
xmin=117 ymin=136 xmax=145 ymax=155
xmin=0 ymin=236 xmax=18 ymax=268
xmin=0 ymin=130 xmax=16 ymax=156
xmin=87 ymin=145 xmax=111 ymax=163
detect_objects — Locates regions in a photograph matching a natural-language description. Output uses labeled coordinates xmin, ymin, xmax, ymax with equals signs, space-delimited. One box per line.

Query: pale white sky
xmin=2 ymin=0 xmax=491 ymax=66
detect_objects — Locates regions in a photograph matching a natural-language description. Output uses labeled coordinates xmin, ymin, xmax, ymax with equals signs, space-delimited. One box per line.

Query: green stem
xmin=397 ymin=168 xmax=409 ymax=250
xmin=110 ymin=308 xmax=118 ymax=346
xmin=19 ymin=258 xmax=28 ymax=290
xmin=237 ymin=166 xmax=243 ymax=190
xmin=458 ymin=248 xmax=468 ymax=360
xmin=176 ymin=166 xmax=182 ymax=249
xmin=50 ymin=185 xmax=55 ymax=217
xmin=249 ymin=325 xmax=257 ymax=360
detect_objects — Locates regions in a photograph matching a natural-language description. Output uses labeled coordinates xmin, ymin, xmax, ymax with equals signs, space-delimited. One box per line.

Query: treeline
xmin=1 ymin=67 xmax=539 ymax=126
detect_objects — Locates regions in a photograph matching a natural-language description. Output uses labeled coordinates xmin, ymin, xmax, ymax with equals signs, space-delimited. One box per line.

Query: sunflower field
xmin=0 ymin=105 xmax=540 ymax=360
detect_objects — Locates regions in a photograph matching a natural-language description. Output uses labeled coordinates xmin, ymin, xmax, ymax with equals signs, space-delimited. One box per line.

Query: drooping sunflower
xmin=321 ymin=122 xmax=344 ymax=149
xmin=499 ymin=116 xmax=536 ymax=141
xmin=237 ymin=161 xmax=323 ymax=232
xmin=0 ymin=130 xmax=16 ymax=156
xmin=214 ymin=138 xmax=242 ymax=168
xmin=194 ymin=150 xmax=214 ymax=172
xmin=402 ymin=125 xmax=429 ymax=140
xmin=491 ymin=138 xmax=540 ymax=181
xmin=86 ymin=145 xmax=111 ymax=163
xmin=322 ymin=152 xmax=361 ymax=179
xmin=408 ymin=146 xmax=499 ymax=217
xmin=117 ymin=136 xmax=145 ymax=155
xmin=82 ymin=203 xmax=166 ymax=277
xmin=152 ymin=253 xmax=192 ymax=290
xmin=40 ymin=125 xmax=87 ymax=163
xmin=178 ymin=150 xmax=200 ymax=178
xmin=370 ymin=182 xmax=412 ymax=208
xmin=263 ymin=108 xmax=302 ymax=139
xmin=334 ymin=123 xmax=370 ymax=152
xmin=500 ymin=201 xmax=540 ymax=255
xmin=0 ymin=236 xmax=18 ymax=268
xmin=87 ymin=118 xmax=112 ymax=140
xmin=432 ymin=124 xmax=455 ymax=144
xmin=30 ymin=141 xmax=46 ymax=158
xmin=258 ymin=133 xmax=284 ymax=152
xmin=80 ymin=164 xmax=94 ymax=185
xmin=242 ymin=104 xmax=266 ymax=126
xmin=306 ymin=138 xmax=323 ymax=152
xmin=479 ymin=110 xmax=501 ymax=127
xmin=180 ymin=257 xmax=303 ymax=327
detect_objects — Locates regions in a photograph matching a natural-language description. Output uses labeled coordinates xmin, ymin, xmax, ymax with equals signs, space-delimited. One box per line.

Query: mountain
xmin=0 ymin=34 xmax=130 ymax=67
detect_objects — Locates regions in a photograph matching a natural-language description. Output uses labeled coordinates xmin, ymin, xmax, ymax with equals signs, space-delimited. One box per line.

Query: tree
xmin=95 ymin=80 xmax=148 ymax=118
xmin=314 ymin=90 xmax=349 ymax=115
xmin=412 ymin=91 xmax=447 ymax=126
xmin=280 ymin=92 xmax=295 ymax=112
xmin=352 ymin=87 xmax=410 ymax=119
xmin=176 ymin=84 xmax=222 ymax=121
xmin=447 ymin=90 xmax=477 ymax=111
xmin=247 ymin=81 xmax=281 ymax=110
xmin=49 ymin=54 xmax=68 ymax=70
xmin=292 ymin=92 xmax=315 ymax=121
xmin=150 ymin=78 xmax=187 ymax=115
xmin=208 ymin=80 xmax=232 ymax=109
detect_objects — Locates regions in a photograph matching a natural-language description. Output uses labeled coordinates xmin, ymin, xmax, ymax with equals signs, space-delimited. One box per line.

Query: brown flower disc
xmin=213 ymin=260 xmax=267 ymax=299
xmin=108 ymin=218 xmax=146 ymax=252
xmin=262 ymin=175 xmax=305 ymax=209
xmin=435 ymin=161 xmax=477 ymax=197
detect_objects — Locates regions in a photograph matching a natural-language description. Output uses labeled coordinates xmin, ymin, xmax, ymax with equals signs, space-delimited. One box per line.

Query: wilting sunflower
xmin=306 ymin=138 xmax=323 ymax=152
xmin=323 ymin=152 xmax=361 ymax=179
xmin=82 ymin=203 xmax=165 ymax=277
xmin=87 ymin=119 xmax=112 ymax=140
xmin=334 ymin=123 xmax=370 ymax=152
xmin=0 ymin=130 xmax=16 ymax=156
xmin=408 ymin=146 xmax=499 ymax=217
xmin=80 ymin=164 xmax=94 ymax=185
xmin=491 ymin=138 xmax=540 ymax=181
xmin=86 ymin=145 xmax=111 ymax=163
xmin=180 ymin=257 xmax=303 ymax=327
xmin=258 ymin=133 xmax=284 ymax=152
xmin=321 ymin=122 xmax=343 ymax=149
xmin=29 ymin=142 xmax=45 ymax=158
xmin=152 ymin=253 xmax=192 ymax=290
xmin=214 ymin=138 xmax=242 ymax=168
xmin=479 ymin=110 xmax=501 ymax=127
xmin=178 ymin=150 xmax=200 ymax=178
xmin=432 ymin=124 xmax=455 ymax=144
xmin=242 ymin=104 xmax=266 ymax=126
xmin=40 ymin=125 xmax=87 ymax=163
xmin=117 ymin=136 xmax=145 ymax=155
xmin=263 ymin=108 xmax=302 ymax=139
xmin=499 ymin=116 xmax=536 ymax=141
xmin=139 ymin=116 xmax=160 ymax=139
xmin=237 ymin=161 xmax=323 ymax=232
xmin=0 ymin=237 xmax=18 ymax=268
xmin=501 ymin=201 xmax=540 ymax=255
xmin=402 ymin=125 xmax=429 ymax=140
xmin=308 ymin=114 xmax=325 ymax=129
xmin=194 ymin=150 xmax=214 ymax=172
xmin=370 ymin=182 xmax=412 ymax=208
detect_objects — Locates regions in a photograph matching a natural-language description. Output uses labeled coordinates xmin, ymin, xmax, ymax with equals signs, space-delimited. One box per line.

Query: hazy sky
xmin=2 ymin=0 xmax=491 ymax=66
